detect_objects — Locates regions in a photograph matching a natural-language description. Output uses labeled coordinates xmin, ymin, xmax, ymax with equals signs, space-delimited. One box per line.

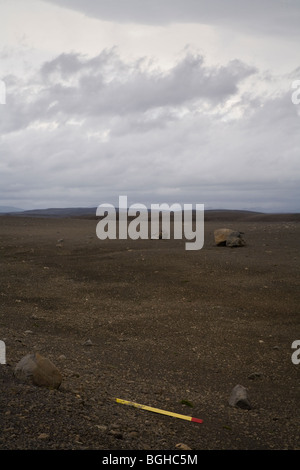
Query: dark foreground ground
xmin=0 ymin=211 xmax=299 ymax=453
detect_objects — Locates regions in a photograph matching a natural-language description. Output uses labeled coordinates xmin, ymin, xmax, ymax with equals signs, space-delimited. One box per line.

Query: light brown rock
xmin=214 ymin=228 xmax=235 ymax=245
xmin=14 ymin=352 xmax=62 ymax=389
xmin=175 ymin=443 xmax=192 ymax=450
xmin=214 ymin=228 xmax=245 ymax=247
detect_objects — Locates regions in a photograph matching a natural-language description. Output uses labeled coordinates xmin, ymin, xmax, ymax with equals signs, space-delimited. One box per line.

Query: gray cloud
xmin=1 ymin=50 xmax=256 ymax=134
xmin=41 ymin=0 xmax=300 ymax=37
xmin=0 ymin=47 xmax=299 ymax=212
xmin=1 ymin=1 xmax=299 ymax=212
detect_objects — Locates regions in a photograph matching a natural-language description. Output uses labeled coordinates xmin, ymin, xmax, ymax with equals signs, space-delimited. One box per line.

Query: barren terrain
xmin=0 ymin=211 xmax=299 ymax=451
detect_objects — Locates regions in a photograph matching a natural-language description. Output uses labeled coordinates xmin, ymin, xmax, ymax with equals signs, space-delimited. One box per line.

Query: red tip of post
xmin=191 ymin=417 xmax=203 ymax=423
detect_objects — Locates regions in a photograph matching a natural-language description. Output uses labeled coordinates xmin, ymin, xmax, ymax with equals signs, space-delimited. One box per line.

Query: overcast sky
xmin=0 ymin=0 xmax=300 ymax=212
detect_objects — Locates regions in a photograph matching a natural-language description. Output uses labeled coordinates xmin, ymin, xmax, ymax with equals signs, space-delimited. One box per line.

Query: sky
xmin=0 ymin=0 xmax=300 ymax=212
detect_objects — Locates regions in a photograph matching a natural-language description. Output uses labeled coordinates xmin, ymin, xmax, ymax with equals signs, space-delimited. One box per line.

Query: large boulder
xmin=226 ymin=231 xmax=245 ymax=247
xmin=214 ymin=228 xmax=234 ymax=245
xmin=214 ymin=228 xmax=245 ymax=247
xmin=14 ymin=352 xmax=62 ymax=389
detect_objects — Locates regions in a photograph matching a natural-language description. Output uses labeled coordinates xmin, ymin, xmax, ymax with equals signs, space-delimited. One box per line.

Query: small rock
xmin=83 ymin=339 xmax=93 ymax=346
xmin=38 ymin=433 xmax=49 ymax=440
xmin=14 ymin=352 xmax=62 ymax=389
xmin=175 ymin=443 xmax=192 ymax=450
xmin=229 ymin=384 xmax=252 ymax=410
xmin=248 ymin=372 xmax=263 ymax=380
xmin=95 ymin=425 xmax=108 ymax=432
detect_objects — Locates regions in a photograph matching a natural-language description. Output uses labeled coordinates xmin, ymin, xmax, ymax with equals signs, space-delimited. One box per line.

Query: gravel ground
xmin=0 ymin=212 xmax=299 ymax=453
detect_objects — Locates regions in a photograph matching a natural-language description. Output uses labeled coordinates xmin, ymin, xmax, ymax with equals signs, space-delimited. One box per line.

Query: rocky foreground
xmin=0 ymin=213 xmax=299 ymax=452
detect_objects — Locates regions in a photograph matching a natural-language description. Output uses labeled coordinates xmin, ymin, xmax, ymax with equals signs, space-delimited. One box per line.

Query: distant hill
xmin=1 ymin=206 xmax=299 ymax=223
xmin=5 ymin=207 xmax=97 ymax=218
xmin=0 ymin=206 xmax=24 ymax=213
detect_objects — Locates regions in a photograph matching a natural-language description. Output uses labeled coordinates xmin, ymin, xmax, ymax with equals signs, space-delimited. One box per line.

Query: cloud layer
xmin=1 ymin=46 xmax=299 ymax=211
xmin=0 ymin=1 xmax=300 ymax=211
xmin=43 ymin=0 xmax=300 ymax=37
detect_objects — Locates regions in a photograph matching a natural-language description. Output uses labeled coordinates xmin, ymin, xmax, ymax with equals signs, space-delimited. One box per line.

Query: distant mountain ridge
xmin=9 ymin=207 xmax=97 ymax=217
xmin=1 ymin=206 xmax=299 ymax=222
xmin=0 ymin=206 xmax=24 ymax=213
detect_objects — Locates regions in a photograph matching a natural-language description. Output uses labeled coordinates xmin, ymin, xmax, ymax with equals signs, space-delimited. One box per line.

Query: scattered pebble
xmin=175 ymin=443 xmax=192 ymax=450
xmin=248 ymin=372 xmax=263 ymax=380
xmin=38 ymin=433 xmax=49 ymax=440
